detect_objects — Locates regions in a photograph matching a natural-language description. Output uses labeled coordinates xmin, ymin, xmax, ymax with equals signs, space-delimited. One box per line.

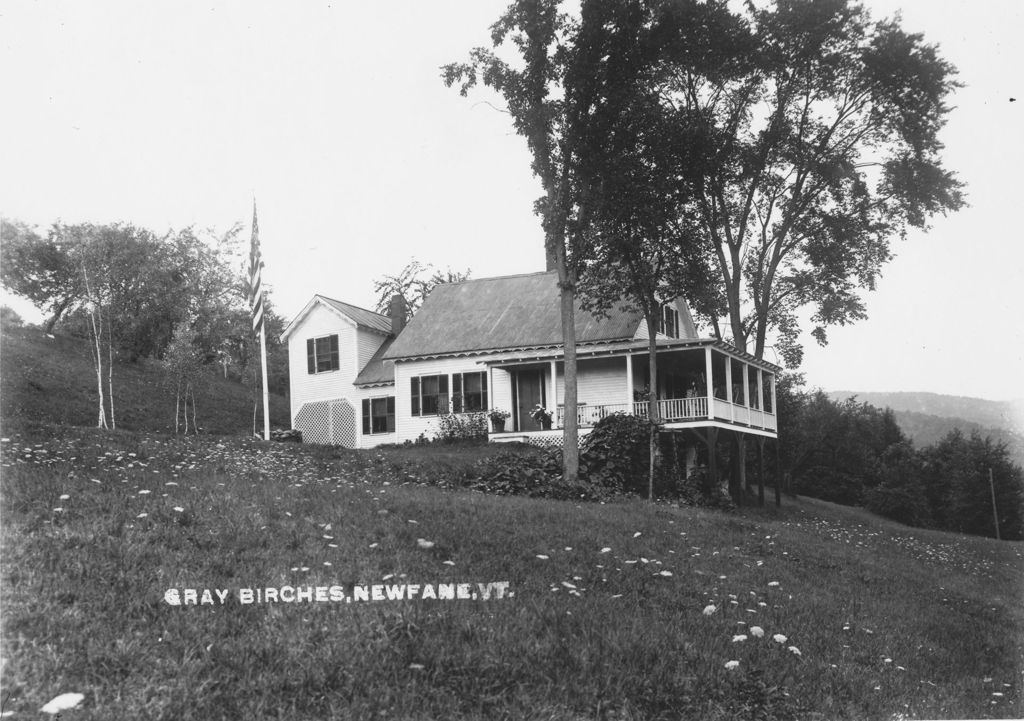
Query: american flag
xmin=248 ymin=201 xmax=264 ymax=335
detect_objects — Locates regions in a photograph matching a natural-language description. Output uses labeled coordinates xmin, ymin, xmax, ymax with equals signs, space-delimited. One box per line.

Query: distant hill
xmin=829 ymin=390 xmax=1024 ymax=468
xmin=0 ymin=324 xmax=290 ymax=434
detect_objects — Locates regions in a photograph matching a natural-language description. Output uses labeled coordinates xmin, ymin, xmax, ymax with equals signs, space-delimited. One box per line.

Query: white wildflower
xmin=416 ymin=538 xmax=435 ymax=549
xmin=750 ymin=626 xmax=764 ymax=638
xmin=41 ymin=693 xmax=85 ymax=714
xmin=702 ymin=604 xmax=717 ymax=616
xmin=732 ymin=634 xmax=748 ymax=642
xmin=724 ymin=660 xmax=740 ymax=670
xmin=773 ymin=634 xmax=787 ymax=643
xmin=788 ymin=646 xmax=801 ymax=656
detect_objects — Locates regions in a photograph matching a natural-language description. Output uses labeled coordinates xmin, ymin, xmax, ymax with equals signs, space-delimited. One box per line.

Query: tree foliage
xmin=1 ymin=217 xmax=288 ymax=426
xmin=775 ymin=379 xmax=1024 ymax=539
xmin=646 ymin=0 xmax=964 ymax=363
xmin=372 ymin=259 xmax=470 ymax=321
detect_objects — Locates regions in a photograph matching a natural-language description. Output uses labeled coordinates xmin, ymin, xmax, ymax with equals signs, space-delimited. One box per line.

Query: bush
xmin=471 ymin=448 xmax=623 ymax=502
xmin=436 ymin=412 xmax=488 ymax=442
xmin=580 ymin=413 xmax=652 ymax=495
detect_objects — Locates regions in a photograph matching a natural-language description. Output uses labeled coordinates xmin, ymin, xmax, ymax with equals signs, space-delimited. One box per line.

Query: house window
xmin=306 ymin=335 xmax=339 ymax=374
xmin=452 ymin=371 xmax=487 ymax=413
xmin=661 ymin=303 xmax=679 ymax=339
xmin=362 ymin=397 xmax=395 ymax=434
xmin=410 ymin=374 xmax=449 ymax=416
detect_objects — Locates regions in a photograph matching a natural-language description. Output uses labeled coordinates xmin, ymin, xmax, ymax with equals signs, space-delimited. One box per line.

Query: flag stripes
xmin=248 ymin=202 xmax=265 ymax=335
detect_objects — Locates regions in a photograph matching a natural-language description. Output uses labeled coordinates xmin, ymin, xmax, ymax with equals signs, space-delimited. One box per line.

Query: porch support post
xmin=725 ymin=354 xmax=733 ymax=421
xmin=770 ymin=373 xmax=777 ymax=422
xmin=704 ymin=347 xmax=714 ymax=419
xmin=757 ymin=436 xmax=766 ymax=507
xmin=625 ymin=353 xmax=634 ymax=412
xmin=742 ymin=363 xmax=750 ymax=410
xmin=549 ymin=360 xmax=558 ymax=406
xmin=757 ymin=368 xmax=765 ymax=428
xmin=707 ymin=426 xmax=718 ymax=491
xmin=488 ymin=364 xmax=494 ymax=433
xmin=774 ymin=439 xmax=782 ymax=507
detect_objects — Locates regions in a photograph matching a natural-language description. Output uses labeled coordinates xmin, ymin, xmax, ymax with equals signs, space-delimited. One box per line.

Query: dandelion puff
xmin=41 ymin=693 xmax=85 ymax=714
xmin=732 ymin=634 xmax=748 ymax=642
xmin=773 ymin=634 xmax=787 ymax=643
xmin=724 ymin=660 xmax=740 ymax=670
xmin=750 ymin=626 xmax=764 ymax=638
xmin=702 ymin=604 xmax=717 ymax=616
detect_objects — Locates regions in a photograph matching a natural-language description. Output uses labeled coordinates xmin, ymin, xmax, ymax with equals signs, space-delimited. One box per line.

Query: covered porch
xmin=484 ymin=338 xmax=779 ymax=442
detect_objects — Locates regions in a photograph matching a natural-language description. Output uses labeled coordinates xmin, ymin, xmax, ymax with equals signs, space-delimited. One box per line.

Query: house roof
xmin=281 ymin=295 xmax=391 ymax=340
xmin=353 ymin=338 xmax=396 ymax=386
xmin=382 ymin=271 xmax=648 ymax=360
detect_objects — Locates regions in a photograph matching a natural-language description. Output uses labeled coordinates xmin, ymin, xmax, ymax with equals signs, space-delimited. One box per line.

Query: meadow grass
xmin=2 ymin=423 xmax=1022 ymax=720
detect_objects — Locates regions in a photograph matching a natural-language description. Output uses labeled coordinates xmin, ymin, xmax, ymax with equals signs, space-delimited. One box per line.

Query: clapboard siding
xmin=358 ymin=329 xmax=387 ymax=372
xmin=393 ymin=357 xmax=491 ymax=441
xmin=288 ymin=304 xmax=358 ymax=423
xmin=555 ymin=357 xmax=629 ymax=407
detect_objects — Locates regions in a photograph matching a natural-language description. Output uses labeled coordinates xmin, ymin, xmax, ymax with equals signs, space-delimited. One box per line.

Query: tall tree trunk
xmin=646 ymin=312 xmax=661 ymax=501
xmin=174 ymin=379 xmax=181 ymax=435
xmin=106 ymin=305 xmax=116 ymax=430
xmin=557 ymin=271 xmax=579 ymax=482
xmin=190 ymin=385 xmax=198 ymax=434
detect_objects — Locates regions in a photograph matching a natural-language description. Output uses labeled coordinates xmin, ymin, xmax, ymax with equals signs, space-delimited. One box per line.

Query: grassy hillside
xmin=0 ymin=324 xmax=289 ymax=435
xmin=2 ymin=424 xmax=1022 ymax=720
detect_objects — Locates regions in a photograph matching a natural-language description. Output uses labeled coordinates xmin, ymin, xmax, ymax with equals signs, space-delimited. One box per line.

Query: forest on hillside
xmin=776 ymin=379 xmax=1024 ymax=540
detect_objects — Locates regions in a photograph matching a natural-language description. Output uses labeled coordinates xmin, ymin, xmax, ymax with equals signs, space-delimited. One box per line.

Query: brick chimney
xmin=389 ymin=294 xmax=407 ymax=336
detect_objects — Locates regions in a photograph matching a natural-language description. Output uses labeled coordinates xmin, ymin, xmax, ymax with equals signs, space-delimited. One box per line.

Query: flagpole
xmin=260 ymin=321 xmax=270 ymax=441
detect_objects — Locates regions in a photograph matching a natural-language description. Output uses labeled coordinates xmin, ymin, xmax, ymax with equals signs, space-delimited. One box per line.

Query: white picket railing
xmin=554 ymin=396 xmax=776 ymax=430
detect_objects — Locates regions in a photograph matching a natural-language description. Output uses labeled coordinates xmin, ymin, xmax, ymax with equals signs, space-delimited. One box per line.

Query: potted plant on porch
xmin=531 ymin=405 xmax=554 ymax=431
xmin=487 ymin=408 xmax=511 ymax=433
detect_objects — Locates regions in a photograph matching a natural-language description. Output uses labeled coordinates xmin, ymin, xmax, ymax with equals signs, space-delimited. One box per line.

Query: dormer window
xmin=660 ymin=303 xmax=679 ymax=339
xmin=306 ymin=334 xmax=339 ymax=374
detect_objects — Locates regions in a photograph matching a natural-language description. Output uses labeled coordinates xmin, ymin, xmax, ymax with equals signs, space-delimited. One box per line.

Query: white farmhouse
xmin=282 ymin=271 xmax=779 ymax=454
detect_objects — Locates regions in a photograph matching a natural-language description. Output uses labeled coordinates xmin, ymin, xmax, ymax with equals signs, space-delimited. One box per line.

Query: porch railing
xmin=554 ymin=396 xmax=776 ymax=431
xmin=556 ymin=397 xmax=710 ymax=427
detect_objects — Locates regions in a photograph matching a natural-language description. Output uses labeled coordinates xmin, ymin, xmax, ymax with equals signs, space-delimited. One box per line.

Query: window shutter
xmin=329 ymin=335 xmax=340 ymax=371
xmin=386 ymin=396 xmax=395 ymax=432
xmin=411 ymin=377 xmax=420 ymax=416
xmin=361 ymin=399 xmax=370 ymax=434
xmin=307 ymin=339 xmax=315 ymax=374
xmin=439 ymin=374 xmax=449 ymax=413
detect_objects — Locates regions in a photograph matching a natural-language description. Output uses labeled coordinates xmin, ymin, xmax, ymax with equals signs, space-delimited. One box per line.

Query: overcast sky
xmin=2 ymin=1 xmax=1021 ymax=402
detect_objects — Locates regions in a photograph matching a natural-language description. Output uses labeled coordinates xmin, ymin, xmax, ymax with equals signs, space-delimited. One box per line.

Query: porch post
xmin=757 ymin=436 xmax=766 ymax=507
xmin=625 ymin=353 xmax=634 ymax=411
xmin=757 ymin=368 xmax=765 ymax=428
xmin=488 ymin=365 xmax=494 ymax=429
xmin=548 ymin=356 xmax=557 ymax=407
xmin=704 ymin=347 xmax=714 ymax=419
xmin=742 ymin=363 xmax=750 ymax=409
xmin=770 ymin=373 xmax=777 ymax=418
xmin=725 ymin=354 xmax=734 ymax=421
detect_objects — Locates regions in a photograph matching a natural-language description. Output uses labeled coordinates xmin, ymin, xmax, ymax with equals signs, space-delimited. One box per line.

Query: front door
xmin=514 ymin=369 xmax=545 ymax=431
